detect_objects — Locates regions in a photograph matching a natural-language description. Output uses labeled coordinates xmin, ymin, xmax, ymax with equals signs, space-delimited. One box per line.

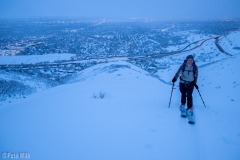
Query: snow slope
xmin=219 ymin=30 xmax=240 ymax=55
xmin=1 ymin=51 xmax=240 ymax=160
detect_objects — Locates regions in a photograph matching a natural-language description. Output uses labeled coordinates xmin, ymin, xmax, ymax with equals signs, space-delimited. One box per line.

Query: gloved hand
xmin=172 ymin=77 xmax=177 ymax=83
xmin=194 ymin=83 xmax=199 ymax=89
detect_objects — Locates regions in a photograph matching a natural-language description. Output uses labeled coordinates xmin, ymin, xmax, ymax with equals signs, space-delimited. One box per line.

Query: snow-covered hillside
xmin=1 ymin=50 xmax=240 ymax=160
xmin=0 ymin=53 xmax=76 ymax=100
xmin=1 ymin=27 xmax=240 ymax=160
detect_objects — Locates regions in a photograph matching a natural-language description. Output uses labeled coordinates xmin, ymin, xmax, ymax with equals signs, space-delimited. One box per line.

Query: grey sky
xmin=1 ymin=0 xmax=240 ymax=19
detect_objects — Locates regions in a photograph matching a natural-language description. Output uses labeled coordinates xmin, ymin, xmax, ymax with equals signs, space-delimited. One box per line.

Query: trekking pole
xmin=168 ymin=83 xmax=175 ymax=108
xmin=196 ymin=88 xmax=206 ymax=108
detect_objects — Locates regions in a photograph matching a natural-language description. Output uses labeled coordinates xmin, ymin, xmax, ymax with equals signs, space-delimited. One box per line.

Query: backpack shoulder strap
xmin=193 ymin=62 xmax=198 ymax=75
xmin=182 ymin=60 xmax=187 ymax=72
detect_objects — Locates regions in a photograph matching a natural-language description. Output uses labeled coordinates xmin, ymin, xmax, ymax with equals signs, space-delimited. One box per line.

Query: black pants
xmin=179 ymin=82 xmax=194 ymax=109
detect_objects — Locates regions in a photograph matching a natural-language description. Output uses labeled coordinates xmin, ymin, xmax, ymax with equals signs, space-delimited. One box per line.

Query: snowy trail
xmin=165 ymin=97 xmax=202 ymax=159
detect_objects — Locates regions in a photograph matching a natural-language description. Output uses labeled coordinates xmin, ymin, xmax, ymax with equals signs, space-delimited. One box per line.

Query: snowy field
xmin=0 ymin=29 xmax=240 ymax=159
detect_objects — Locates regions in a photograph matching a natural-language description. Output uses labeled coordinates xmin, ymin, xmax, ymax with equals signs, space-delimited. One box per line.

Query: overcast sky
xmin=1 ymin=0 xmax=240 ymax=20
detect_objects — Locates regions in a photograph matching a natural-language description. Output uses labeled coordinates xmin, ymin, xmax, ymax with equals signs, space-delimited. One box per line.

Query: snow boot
xmin=187 ymin=108 xmax=195 ymax=124
xmin=179 ymin=104 xmax=187 ymax=118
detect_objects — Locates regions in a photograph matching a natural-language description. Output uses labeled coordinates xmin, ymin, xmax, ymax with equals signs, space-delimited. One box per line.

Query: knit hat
xmin=186 ymin=55 xmax=194 ymax=60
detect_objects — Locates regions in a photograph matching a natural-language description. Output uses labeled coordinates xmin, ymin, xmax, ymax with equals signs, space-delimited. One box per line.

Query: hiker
xmin=172 ymin=55 xmax=199 ymax=121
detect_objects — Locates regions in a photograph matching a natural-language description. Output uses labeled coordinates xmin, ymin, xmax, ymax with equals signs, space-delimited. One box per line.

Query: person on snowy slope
xmin=172 ymin=55 xmax=199 ymax=118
